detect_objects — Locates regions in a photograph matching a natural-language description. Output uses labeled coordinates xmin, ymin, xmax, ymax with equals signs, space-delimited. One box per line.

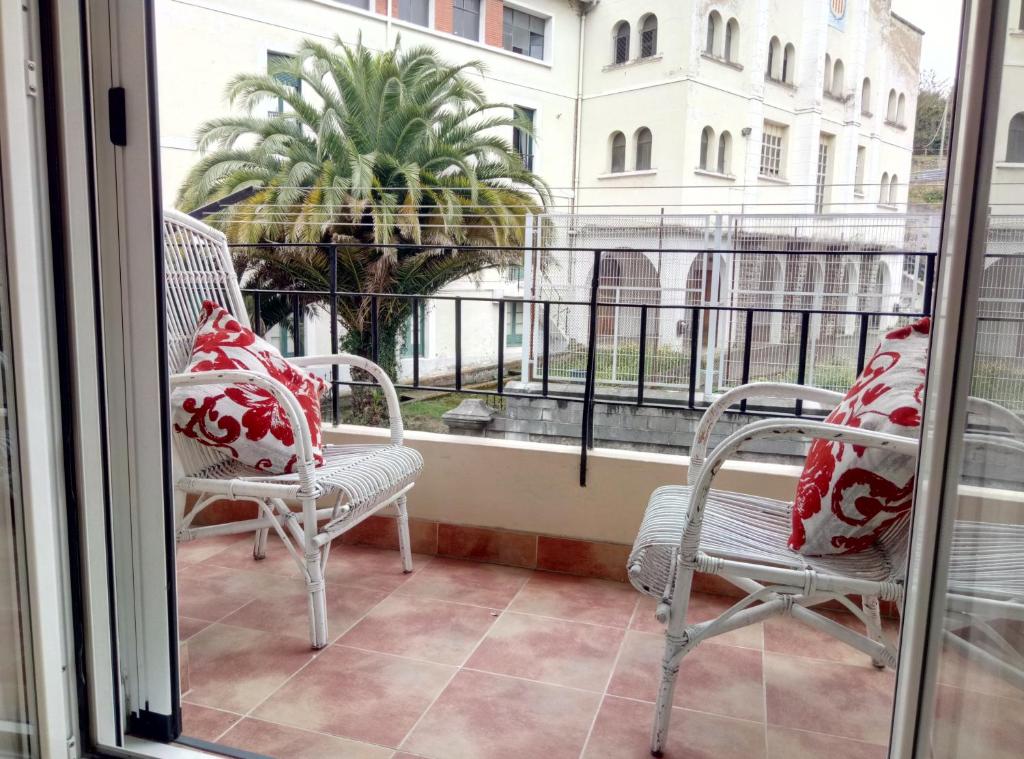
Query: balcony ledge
xmin=597 ymin=169 xmax=658 ymax=179
xmin=694 ymin=168 xmax=736 ymax=181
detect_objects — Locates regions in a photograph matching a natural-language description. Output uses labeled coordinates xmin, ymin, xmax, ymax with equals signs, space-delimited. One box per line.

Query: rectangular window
xmin=759 ymin=122 xmax=786 ymax=178
xmin=503 ymin=7 xmax=546 ymax=60
xmin=398 ymin=0 xmax=429 ymax=26
xmin=815 ymin=135 xmax=830 ymax=213
xmin=505 ymin=301 xmax=524 ymax=347
xmin=265 ymin=314 xmax=306 ymax=358
xmin=338 ymin=0 xmax=370 ymax=7
xmin=402 ymin=301 xmax=427 ymax=358
xmin=267 ymin=52 xmax=301 ymax=117
xmin=512 ymin=107 xmax=535 ymax=171
xmin=855 ymin=145 xmax=866 ymax=195
xmin=453 ymin=0 xmax=481 ymax=41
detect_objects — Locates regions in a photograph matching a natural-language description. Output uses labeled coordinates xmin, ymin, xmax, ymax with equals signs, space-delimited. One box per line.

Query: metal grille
xmin=614 ymin=25 xmax=629 ymax=63
xmin=529 ymin=213 xmax=930 ymax=402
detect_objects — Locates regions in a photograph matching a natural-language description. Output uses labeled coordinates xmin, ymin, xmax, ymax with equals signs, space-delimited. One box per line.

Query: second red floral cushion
xmin=172 ymin=301 xmax=327 ymax=474
xmin=789 ymin=317 xmax=930 ymax=556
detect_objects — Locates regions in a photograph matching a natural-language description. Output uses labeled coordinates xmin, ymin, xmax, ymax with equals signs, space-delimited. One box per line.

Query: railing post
xmin=253 ymin=291 xmax=263 ymax=336
xmin=329 ymin=245 xmax=339 ymax=425
xmin=856 ymin=313 xmax=870 ymax=374
xmin=370 ymin=294 xmax=379 ymax=365
xmin=922 ymin=253 xmax=936 ymax=316
xmin=795 ymin=310 xmax=811 ymax=416
xmin=292 ymin=293 xmax=302 ymax=356
xmin=739 ymin=309 xmax=754 ymax=413
xmin=636 ymin=304 xmax=648 ymax=406
xmin=497 ymin=298 xmax=505 ymax=395
xmin=454 ymin=297 xmax=462 ymax=391
xmin=580 ymin=249 xmax=602 ymax=487
xmin=688 ymin=307 xmax=700 ymax=409
xmin=542 ymin=301 xmax=551 ymax=397
xmin=412 ymin=296 xmax=421 ymax=388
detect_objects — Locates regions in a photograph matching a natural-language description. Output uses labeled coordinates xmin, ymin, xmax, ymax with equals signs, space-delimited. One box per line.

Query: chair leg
xmin=651 ymin=567 xmax=695 ymax=756
xmin=253 ymin=527 xmax=269 ymax=560
xmin=862 ymin=595 xmax=886 ymax=669
xmin=396 ymin=496 xmax=413 ymax=573
xmin=305 ymin=548 xmax=328 ymax=649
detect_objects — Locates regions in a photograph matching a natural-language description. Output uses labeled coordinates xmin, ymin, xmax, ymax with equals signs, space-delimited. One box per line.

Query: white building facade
xmin=154 ymin=0 xmax=922 ymax=384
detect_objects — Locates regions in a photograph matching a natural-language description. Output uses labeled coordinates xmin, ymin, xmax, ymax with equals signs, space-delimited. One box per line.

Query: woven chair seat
xmin=628 ymin=485 xmax=901 ymax=598
xmin=182 ymin=443 xmax=424 ymax=518
xmin=949 ymin=520 xmax=1024 ymax=601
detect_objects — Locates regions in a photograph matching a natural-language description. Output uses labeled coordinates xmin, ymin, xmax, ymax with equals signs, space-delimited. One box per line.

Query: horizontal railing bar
xmin=226 ymin=241 xmax=940 ymax=257
xmin=328 ymin=378 xmax=834 ymax=419
xmin=238 ymin=288 xmax=923 ymax=317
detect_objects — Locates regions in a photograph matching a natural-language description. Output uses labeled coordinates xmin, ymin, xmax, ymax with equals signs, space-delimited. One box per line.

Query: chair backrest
xmin=163 ymin=208 xmax=250 ymax=374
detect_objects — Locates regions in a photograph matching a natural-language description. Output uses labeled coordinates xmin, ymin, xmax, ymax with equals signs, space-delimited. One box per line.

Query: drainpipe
xmin=387 ymin=0 xmax=393 ymax=47
xmin=569 ymin=1 xmax=594 ymax=214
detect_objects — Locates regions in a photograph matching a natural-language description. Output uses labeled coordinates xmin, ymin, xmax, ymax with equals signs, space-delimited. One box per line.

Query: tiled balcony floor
xmin=174 ymin=533 xmax=977 ymax=759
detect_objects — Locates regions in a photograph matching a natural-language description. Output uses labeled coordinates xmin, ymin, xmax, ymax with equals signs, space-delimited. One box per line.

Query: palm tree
xmin=177 ymin=36 xmax=549 ymax=412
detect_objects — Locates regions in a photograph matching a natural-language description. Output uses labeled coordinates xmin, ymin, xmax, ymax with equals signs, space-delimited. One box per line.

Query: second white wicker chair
xmin=164 ymin=209 xmax=423 ymax=649
xmin=628 ymin=382 xmax=1024 ymax=755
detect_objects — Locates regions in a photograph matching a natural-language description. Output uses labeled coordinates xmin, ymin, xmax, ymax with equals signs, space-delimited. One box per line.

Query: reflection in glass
xmin=0 ymin=169 xmax=36 ymax=755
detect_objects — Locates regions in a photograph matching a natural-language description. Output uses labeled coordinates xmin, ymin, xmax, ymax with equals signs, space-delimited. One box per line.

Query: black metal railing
xmin=230 ymin=242 xmax=938 ymax=485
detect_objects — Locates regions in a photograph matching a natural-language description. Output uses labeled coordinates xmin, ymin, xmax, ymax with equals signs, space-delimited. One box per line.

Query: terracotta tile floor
xmin=176 ymin=534 xmax=914 ymax=758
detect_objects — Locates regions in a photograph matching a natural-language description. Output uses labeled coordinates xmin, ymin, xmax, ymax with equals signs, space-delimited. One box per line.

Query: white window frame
xmin=759 ymin=121 xmax=787 ymax=179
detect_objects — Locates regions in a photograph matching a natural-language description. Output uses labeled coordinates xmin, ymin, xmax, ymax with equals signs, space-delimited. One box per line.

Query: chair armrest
xmin=170 ymin=369 xmax=317 ymax=490
xmin=966 ymin=396 xmax=1024 ymax=438
xmin=681 ymin=417 xmax=918 ymax=559
xmin=289 ymin=354 xmax=404 ymax=445
xmin=689 ymin=383 xmax=845 ymax=484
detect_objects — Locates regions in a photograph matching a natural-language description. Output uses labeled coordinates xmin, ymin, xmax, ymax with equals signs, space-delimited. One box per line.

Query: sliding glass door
xmin=894 ymin=1 xmax=1024 ymax=756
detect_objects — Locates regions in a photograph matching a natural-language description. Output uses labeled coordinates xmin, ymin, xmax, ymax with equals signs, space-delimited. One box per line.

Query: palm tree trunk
xmin=341 ymin=323 xmax=401 ymax=426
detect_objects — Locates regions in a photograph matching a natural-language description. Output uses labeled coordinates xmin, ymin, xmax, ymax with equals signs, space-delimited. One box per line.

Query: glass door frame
xmin=20 ymin=0 xmax=1017 ymax=756
xmin=890 ymin=1 xmax=1013 ymax=756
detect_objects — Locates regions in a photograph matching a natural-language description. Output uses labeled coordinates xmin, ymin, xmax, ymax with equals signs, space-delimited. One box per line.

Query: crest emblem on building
xmin=829 ymin=0 xmax=848 ymax=30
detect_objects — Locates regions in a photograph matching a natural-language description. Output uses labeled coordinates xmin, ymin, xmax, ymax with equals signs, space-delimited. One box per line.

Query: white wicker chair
xmin=164 ymin=208 xmax=422 ymax=649
xmin=628 ymin=382 xmax=1024 ymax=756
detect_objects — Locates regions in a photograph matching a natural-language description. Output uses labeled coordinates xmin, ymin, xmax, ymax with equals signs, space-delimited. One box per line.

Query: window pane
xmin=398 ymin=0 xmax=429 ymax=26
xmin=454 ymin=0 xmax=480 ymax=40
xmin=503 ymin=7 xmax=545 ymax=59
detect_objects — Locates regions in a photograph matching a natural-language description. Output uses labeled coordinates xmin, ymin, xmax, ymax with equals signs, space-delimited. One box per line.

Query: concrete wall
xmin=324 ymin=425 xmax=1024 ymax=545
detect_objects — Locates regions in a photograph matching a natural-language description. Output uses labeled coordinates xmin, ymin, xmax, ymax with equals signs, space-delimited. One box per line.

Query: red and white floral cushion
xmin=789 ymin=317 xmax=930 ymax=556
xmin=172 ymin=301 xmax=327 ymax=474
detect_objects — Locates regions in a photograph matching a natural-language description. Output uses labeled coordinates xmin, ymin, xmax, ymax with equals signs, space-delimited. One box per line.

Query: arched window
xmin=717 ymin=131 xmax=732 ymax=174
xmin=767 ymin=36 xmax=782 ymax=79
xmin=832 ymin=59 xmax=845 ymax=96
xmin=1007 ymin=112 xmax=1024 ymax=162
xmin=725 ymin=18 xmax=739 ymax=62
xmin=640 ymin=14 xmax=658 ymax=58
xmin=861 ymin=77 xmax=872 ymax=114
xmin=706 ymin=12 xmax=720 ymax=55
xmin=887 ymin=89 xmax=897 ymax=121
xmin=889 ymin=175 xmax=899 ymax=205
xmin=635 ymin=127 xmax=653 ymax=170
xmin=896 ymin=93 xmax=906 ymax=125
xmin=613 ymin=21 xmax=630 ymax=64
xmin=699 ymin=126 xmax=714 ymax=170
xmin=879 ymin=172 xmax=890 ymax=204
xmin=610 ymin=131 xmax=626 ymax=172
xmin=823 ymin=54 xmax=832 ymax=95
xmin=783 ymin=43 xmax=795 ymax=84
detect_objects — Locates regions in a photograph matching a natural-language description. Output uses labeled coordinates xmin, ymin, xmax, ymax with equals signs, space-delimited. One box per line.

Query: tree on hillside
xmin=914 ymin=69 xmax=953 ymax=157
xmin=177 ymin=37 xmax=549 ymax=419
